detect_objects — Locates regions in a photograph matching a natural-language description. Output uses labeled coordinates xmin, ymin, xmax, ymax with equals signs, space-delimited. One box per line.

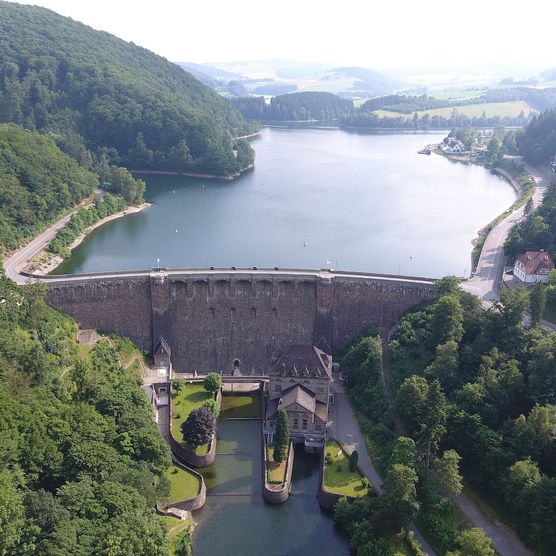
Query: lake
xmin=54 ymin=127 xmax=515 ymax=278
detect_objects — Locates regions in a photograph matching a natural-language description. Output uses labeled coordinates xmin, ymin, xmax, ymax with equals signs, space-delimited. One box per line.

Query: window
xmin=274 ymin=384 xmax=281 ymax=392
xmin=293 ymin=417 xmax=299 ymax=430
xmin=315 ymin=424 xmax=322 ymax=432
xmin=302 ymin=417 xmax=308 ymax=430
xmin=317 ymin=387 xmax=324 ymax=394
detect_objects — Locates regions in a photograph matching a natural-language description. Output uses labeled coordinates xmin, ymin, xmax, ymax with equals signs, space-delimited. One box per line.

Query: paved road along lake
xmin=54 ymin=128 xmax=515 ymax=278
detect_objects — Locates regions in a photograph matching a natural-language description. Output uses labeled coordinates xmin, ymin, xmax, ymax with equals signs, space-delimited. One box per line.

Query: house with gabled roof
xmin=264 ymin=345 xmax=332 ymax=452
xmin=513 ymin=250 xmax=554 ymax=284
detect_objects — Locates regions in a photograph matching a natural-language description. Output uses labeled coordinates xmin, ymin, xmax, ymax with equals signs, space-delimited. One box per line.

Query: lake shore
xmin=131 ymin=164 xmax=255 ymax=181
xmin=27 ymin=202 xmax=152 ymax=276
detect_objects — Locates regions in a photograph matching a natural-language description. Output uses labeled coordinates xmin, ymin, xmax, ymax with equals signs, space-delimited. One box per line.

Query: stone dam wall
xmin=45 ymin=270 xmax=437 ymax=373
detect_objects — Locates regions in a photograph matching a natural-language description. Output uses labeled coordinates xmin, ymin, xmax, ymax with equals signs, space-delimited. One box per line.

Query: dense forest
xmin=340 ymin=110 xmax=532 ymax=131
xmin=0 ymin=2 xmax=257 ymax=176
xmin=517 ymin=109 xmax=556 ymax=165
xmin=336 ymin=277 xmax=556 ymax=554
xmin=505 ymin=172 xmax=556 ymax=261
xmin=231 ymin=91 xmax=354 ymax=121
xmin=0 ymin=123 xmax=144 ymax=254
xmin=0 ymin=273 xmax=173 ymax=554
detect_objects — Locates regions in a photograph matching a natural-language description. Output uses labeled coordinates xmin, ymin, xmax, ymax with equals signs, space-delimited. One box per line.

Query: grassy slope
xmin=220 ymin=391 xmax=261 ymax=419
xmin=164 ymin=464 xmax=200 ymax=503
xmin=266 ymin=446 xmax=287 ymax=484
xmin=375 ymin=100 xmax=537 ymax=119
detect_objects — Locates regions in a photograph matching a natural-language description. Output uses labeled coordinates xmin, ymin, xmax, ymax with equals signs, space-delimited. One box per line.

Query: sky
xmin=11 ymin=0 xmax=556 ymax=75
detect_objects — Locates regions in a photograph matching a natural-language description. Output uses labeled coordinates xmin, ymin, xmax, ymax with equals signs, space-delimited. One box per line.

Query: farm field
xmin=375 ymin=100 xmax=537 ymax=120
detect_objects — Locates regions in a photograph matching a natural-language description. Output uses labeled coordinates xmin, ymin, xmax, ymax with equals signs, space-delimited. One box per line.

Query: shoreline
xmin=28 ymin=202 xmax=152 ymax=276
xmin=131 ymin=163 xmax=254 ymax=181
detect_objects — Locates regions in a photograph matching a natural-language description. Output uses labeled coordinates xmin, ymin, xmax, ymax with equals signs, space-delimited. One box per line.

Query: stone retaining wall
xmin=157 ymin=459 xmax=207 ymax=512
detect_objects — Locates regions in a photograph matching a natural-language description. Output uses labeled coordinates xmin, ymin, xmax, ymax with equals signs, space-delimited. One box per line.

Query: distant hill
xmin=0 ymin=2 xmax=256 ymax=176
xmin=187 ymin=59 xmax=401 ymax=98
xmin=317 ymin=66 xmax=402 ymax=96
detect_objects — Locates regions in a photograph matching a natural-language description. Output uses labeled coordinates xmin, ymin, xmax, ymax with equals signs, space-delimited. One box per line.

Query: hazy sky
xmin=11 ymin=0 xmax=556 ymax=74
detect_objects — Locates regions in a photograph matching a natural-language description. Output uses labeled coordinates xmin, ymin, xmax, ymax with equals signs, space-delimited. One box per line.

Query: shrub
xmin=273 ymin=409 xmax=290 ymax=463
xmin=325 ymin=453 xmax=333 ymax=465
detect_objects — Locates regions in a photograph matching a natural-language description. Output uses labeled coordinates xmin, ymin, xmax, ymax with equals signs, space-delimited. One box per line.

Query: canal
xmin=192 ymin=394 xmax=349 ymax=555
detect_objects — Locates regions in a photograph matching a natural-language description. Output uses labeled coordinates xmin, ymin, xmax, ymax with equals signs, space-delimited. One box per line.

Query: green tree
xmin=203 ymin=372 xmax=222 ymax=394
xmin=436 ymin=449 xmax=463 ymax=499
xmin=273 ymin=408 xmax=290 ymax=463
xmin=349 ymin=450 xmax=359 ymax=472
xmin=498 ymin=288 xmax=530 ymax=329
xmin=203 ymin=398 xmax=220 ymax=417
xmin=0 ymin=469 xmax=25 ymax=555
xmin=430 ymin=294 xmax=464 ymax=347
xmin=383 ymin=464 xmax=420 ymax=524
xmin=529 ymin=284 xmax=547 ymax=326
xmin=390 ymin=436 xmax=416 ymax=468
xmin=396 ymin=375 xmax=429 ymax=434
xmin=181 ymin=407 xmax=215 ymax=448
xmin=425 ymin=340 xmax=459 ymax=390
xmin=446 ymin=528 xmax=495 ymax=556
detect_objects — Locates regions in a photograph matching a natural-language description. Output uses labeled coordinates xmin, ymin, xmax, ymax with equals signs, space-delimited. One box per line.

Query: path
xmin=328 ymin=379 xmax=437 ymax=556
xmin=462 ymin=164 xmax=549 ymax=305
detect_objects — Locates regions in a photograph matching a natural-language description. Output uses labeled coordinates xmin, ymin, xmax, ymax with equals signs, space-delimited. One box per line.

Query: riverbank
xmin=22 ymin=202 xmax=151 ymax=276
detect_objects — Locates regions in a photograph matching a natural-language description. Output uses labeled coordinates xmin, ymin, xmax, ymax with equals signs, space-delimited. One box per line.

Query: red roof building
xmin=513 ymin=250 xmax=554 ymax=283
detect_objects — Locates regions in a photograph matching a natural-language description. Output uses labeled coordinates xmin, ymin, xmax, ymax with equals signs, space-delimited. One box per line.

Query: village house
xmin=264 ymin=345 xmax=332 ymax=452
xmin=513 ymin=250 xmax=554 ymax=284
xmin=441 ymin=137 xmax=465 ymax=154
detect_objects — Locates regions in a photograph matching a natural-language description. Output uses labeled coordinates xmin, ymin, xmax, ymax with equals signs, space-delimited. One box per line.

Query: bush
xmin=325 ymin=453 xmax=333 ymax=465
xmin=273 ymin=409 xmax=290 ymax=463
xmin=349 ymin=450 xmax=359 ymax=472
xmin=203 ymin=398 xmax=220 ymax=417
xmin=203 ymin=372 xmax=222 ymax=393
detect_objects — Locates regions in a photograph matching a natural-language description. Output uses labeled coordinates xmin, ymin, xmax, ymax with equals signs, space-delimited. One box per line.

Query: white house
xmin=513 ymin=250 xmax=554 ymax=283
xmin=442 ymin=137 xmax=465 ymax=154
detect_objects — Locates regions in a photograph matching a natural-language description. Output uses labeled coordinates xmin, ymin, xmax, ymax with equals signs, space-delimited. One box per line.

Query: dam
xmin=43 ymin=267 xmax=437 ymax=373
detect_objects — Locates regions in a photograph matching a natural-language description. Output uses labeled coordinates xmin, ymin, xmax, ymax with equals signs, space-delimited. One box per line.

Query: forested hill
xmin=517 ymin=109 xmax=556 ymax=165
xmin=0 ymin=275 xmax=171 ymax=554
xmin=0 ymin=123 xmax=145 ymax=254
xmin=0 ymin=1 xmax=257 ymax=176
xmin=232 ymin=91 xmax=354 ymax=121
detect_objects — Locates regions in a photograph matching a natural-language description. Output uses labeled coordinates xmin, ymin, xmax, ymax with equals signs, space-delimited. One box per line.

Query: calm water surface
xmin=193 ymin=419 xmax=349 ymax=556
xmin=55 ymin=128 xmax=515 ymax=277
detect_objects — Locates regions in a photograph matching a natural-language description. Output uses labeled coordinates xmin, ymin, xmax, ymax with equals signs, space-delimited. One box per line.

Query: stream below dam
xmin=192 ymin=419 xmax=349 ymax=555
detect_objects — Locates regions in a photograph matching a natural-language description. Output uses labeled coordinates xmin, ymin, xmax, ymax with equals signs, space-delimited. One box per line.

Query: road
xmin=462 ymin=164 xmax=549 ymax=304
xmin=329 ymin=379 xmax=437 ymax=556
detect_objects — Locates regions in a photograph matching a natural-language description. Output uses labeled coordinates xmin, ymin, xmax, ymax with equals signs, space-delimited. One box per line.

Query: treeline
xmin=360 ymin=88 xmax=556 ymax=115
xmin=340 ymin=110 xmax=532 ymax=131
xmin=505 ymin=175 xmax=556 ymax=261
xmin=0 ymin=123 xmax=144 ymax=254
xmin=0 ymin=273 xmax=172 ymax=554
xmin=516 ymin=108 xmax=556 ymax=165
xmin=231 ymin=91 xmax=354 ymax=121
xmin=48 ymin=194 xmax=127 ymax=257
xmin=386 ymin=278 xmax=556 ymax=553
xmin=0 ymin=2 xmax=257 ymax=176
xmin=335 ymin=325 xmax=496 ymax=555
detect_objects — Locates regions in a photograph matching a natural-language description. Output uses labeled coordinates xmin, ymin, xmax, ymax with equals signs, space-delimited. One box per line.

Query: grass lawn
xmin=324 ymin=440 xmax=367 ymax=497
xmin=164 ymin=464 xmax=200 ymax=504
xmin=172 ymin=382 xmax=212 ymax=438
xmin=159 ymin=515 xmax=192 ymax=556
xmin=266 ymin=446 xmax=287 ymax=484
xmin=220 ymin=392 xmax=261 ymax=419
xmin=542 ymin=296 xmax=556 ymax=324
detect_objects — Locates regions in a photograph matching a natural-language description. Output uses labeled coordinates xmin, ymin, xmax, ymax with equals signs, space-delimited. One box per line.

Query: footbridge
xmin=38 ymin=267 xmax=437 ymax=374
